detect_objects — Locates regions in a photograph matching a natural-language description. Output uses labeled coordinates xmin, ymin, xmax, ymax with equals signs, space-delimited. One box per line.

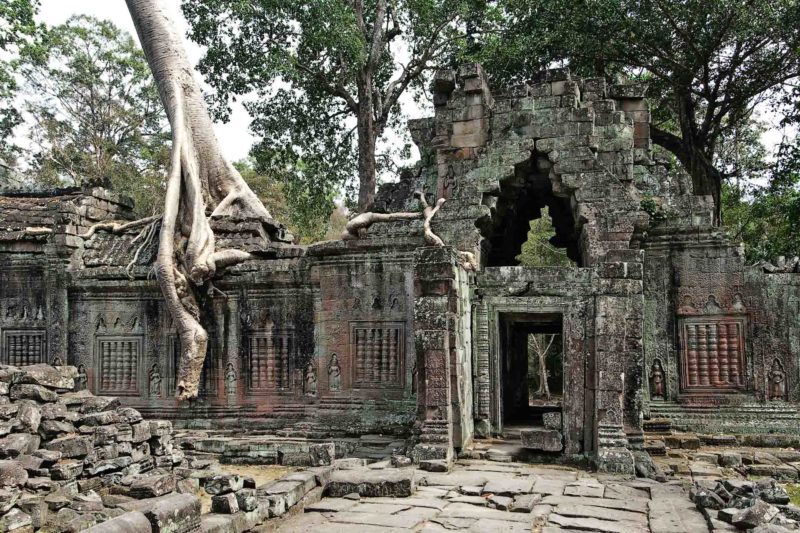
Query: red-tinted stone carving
xmin=681 ymin=318 xmax=745 ymax=391
xmin=352 ymin=324 xmax=403 ymax=388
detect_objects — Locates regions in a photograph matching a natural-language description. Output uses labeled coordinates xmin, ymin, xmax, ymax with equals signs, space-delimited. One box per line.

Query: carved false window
xmin=96 ymin=336 xmax=141 ymax=395
xmin=679 ymin=317 xmax=746 ymax=391
xmin=1 ymin=330 xmax=47 ymax=366
xmin=351 ymin=322 xmax=404 ymax=388
xmin=248 ymin=330 xmax=294 ymax=391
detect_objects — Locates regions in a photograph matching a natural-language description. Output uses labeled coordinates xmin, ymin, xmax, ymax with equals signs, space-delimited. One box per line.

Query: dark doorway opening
xmin=480 ymin=155 xmax=580 ymax=267
xmin=499 ymin=312 xmax=563 ymax=430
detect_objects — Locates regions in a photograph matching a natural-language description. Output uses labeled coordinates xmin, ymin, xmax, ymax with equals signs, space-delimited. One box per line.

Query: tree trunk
xmin=126 ymin=0 xmax=271 ymax=400
xmin=356 ymin=76 xmax=378 ymax=211
xmin=651 ymin=122 xmax=723 ymax=225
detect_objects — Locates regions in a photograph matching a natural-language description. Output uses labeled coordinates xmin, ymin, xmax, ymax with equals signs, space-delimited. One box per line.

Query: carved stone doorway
xmin=497 ymin=312 xmax=563 ymax=435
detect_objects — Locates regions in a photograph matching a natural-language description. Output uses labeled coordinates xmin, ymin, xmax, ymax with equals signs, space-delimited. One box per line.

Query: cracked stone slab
xmin=469 ymin=517 xmax=532 ymax=532
xmin=548 ymin=513 xmax=649 ymax=533
xmin=305 ymin=498 xmax=358 ymax=513
xmin=563 ymin=480 xmax=605 ymax=498
xmin=437 ymin=502 xmax=531 ymax=523
xmin=328 ymin=510 xmax=425 ymax=529
xmin=541 ymin=495 xmax=649 ymax=514
xmin=364 ymin=496 xmax=449 ymax=510
xmin=348 ymin=502 xmax=412 ymax=515
xmin=532 ymin=478 xmax=567 ymax=495
xmin=482 ymin=477 xmax=534 ymax=496
xmin=554 ymin=503 xmax=648 ymax=524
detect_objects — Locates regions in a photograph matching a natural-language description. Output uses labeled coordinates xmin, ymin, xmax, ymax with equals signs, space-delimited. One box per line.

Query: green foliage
xmin=20 ymin=16 xmax=169 ymax=215
xmin=516 ymin=207 xmax=573 ymax=267
xmin=235 ymin=158 xmax=349 ymax=244
xmin=182 ymin=0 xmax=483 ymax=214
xmin=640 ymin=195 xmax=669 ymax=223
xmin=476 ymin=0 xmax=800 ymax=215
xmin=0 ymin=0 xmax=39 ymax=161
xmin=722 ymin=132 xmax=800 ymax=263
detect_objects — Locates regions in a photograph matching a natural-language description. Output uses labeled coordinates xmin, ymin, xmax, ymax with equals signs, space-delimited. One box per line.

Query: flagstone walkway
xmin=272 ymin=460 xmax=710 ymax=532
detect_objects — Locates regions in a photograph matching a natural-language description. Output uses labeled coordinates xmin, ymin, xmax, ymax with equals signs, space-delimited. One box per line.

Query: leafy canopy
xmin=182 ymin=0 xmax=482 ymax=222
xmin=21 ymin=15 xmax=169 ymax=214
xmin=0 ymin=0 xmax=39 ymax=162
xmin=477 ymin=0 xmax=800 ymax=218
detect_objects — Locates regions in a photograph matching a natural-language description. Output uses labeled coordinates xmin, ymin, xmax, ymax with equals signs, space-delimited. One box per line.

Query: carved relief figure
xmin=224 ymin=362 xmax=237 ymax=395
xmin=703 ymin=295 xmax=722 ymax=314
xmin=76 ymin=364 xmax=88 ymax=391
xmin=328 ymin=353 xmax=341 ymax=391
xmin=305 ymin=362 xmax=317 ymax=396
xmin=51 ymin=355 xmax=64 ymax=366
xmin=768 ymin=359 xmax=787 ymax=400
xmin=148 ymin=364 xmax=162 ymax=397
xmin=650 ymin=359 xmax=665 ymax=399
xmin=411 ymin=361 xmax=417 ymax=394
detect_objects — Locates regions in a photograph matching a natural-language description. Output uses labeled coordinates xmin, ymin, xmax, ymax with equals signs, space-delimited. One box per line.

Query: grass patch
xmin=787 ymin=484 xmax=800 ymax=507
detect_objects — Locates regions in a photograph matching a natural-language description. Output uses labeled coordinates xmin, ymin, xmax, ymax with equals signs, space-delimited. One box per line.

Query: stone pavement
xmin=272 ymin=460 xmax=710 ymax=532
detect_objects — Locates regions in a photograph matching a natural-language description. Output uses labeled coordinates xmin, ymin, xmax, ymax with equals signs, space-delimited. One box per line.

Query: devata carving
xmin=149 ymin=363 xmax=162 ymax=397
xmin=769 ymin=359 xmax=787 ymax=401
xmin=328 ymin=353 xmax=341 ymax=391
xmin=224 ymin=362 xmax=236 ymax=396
xmin=649 ymin=359 xmax=665 ymax=399
xmin=305 ymin=362 xmax=317 ymax=396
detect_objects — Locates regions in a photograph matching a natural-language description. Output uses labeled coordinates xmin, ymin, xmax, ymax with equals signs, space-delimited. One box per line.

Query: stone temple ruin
xmin=2 ymin=64 xmax=800 ymax=476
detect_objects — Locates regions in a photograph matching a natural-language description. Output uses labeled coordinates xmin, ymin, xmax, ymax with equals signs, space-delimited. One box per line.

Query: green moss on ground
xmin=787 ymin=484 xmax=800 ymax=506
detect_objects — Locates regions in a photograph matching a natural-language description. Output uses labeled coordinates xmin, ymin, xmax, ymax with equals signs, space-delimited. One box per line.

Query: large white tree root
xmin=127 ymin=0 xmax=274 ymax=401
xmin=340 ymin=190 xmax=446 ymax=244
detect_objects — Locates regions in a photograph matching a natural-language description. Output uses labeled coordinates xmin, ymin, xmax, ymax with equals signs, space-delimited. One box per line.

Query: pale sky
xmin=36 ymin=0 xmax=257 ymax=162
xmin=28 ymin=1 xmax=790 ymax=173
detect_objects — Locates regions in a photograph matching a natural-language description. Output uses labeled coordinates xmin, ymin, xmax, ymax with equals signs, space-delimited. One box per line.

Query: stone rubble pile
xmin=692 ymin=477 xmax=800 ymax=531
xmin=0 ymin=364 xmax=208 ymax=532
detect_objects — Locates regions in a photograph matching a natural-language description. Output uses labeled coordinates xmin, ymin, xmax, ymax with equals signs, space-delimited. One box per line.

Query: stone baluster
xmin=687 ymin=325 xmax=699 ymax=386
xmin=718 ymin=323 xmax=729 ymax=384
xmin=708 ymin=324 xmax=719 ymax=385
xmin=698 ymin=324 xmax=710 ymax=386
xmin=728 ymin=324 xmax=742 ymax=385
xmin=389 ymin=328 xmax=398 ymax=383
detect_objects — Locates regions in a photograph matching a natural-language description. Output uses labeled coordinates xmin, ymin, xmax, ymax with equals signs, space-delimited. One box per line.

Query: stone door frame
xmin=476 ymin=295 xmax=589 ymax=455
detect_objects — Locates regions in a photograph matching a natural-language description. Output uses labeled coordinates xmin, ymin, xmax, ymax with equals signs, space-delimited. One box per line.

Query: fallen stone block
xmin=211 ymin=493 xmax=239 ymax=514
xmin=45 ymin=434 xmax=92 ymax=458
xmin=120 ymin=493 xmax=201 ymax=533
xmin=0 ymin=487 xmax=20 ymax=513
xmin=82 ymin=510 xmax=152 ymax=533
xmin=16 ymin=364 xmax=76 ymax=391
xmin=0 ymin=433 xmax=40 ymax=458
xmin=0 ymin=460 xmax=28 ymax=487
xmin=205 ymin=474 xmax=243 ymax=496
xmin=10 ymin=384 xmax=58 ymax=402
xmin=257 ymin=480 xmax=306 ymax=516
xmin=0 ymin=508 xmax=32 ymax=532
xmin=16 ymin=496 xmax=48 ymax=529
xmin=129 ymin=474 xmax=176 ymax=499
xmin=234 ymin=489 xmax=258 ymax=512
xmin=79 ymin=410 xmax=121 ymax=427
xmin=732 ymin=500 xmax=779 ymax=529
xmin=325 ymin=468 xmax=415 ymax=498
xmin=283 ymin=471 xmax=317 ymax=494
xmin=50 ymin=459 xmax=83 ymax=481
xmin=520 ymin=428 xmax=562 ymax=452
